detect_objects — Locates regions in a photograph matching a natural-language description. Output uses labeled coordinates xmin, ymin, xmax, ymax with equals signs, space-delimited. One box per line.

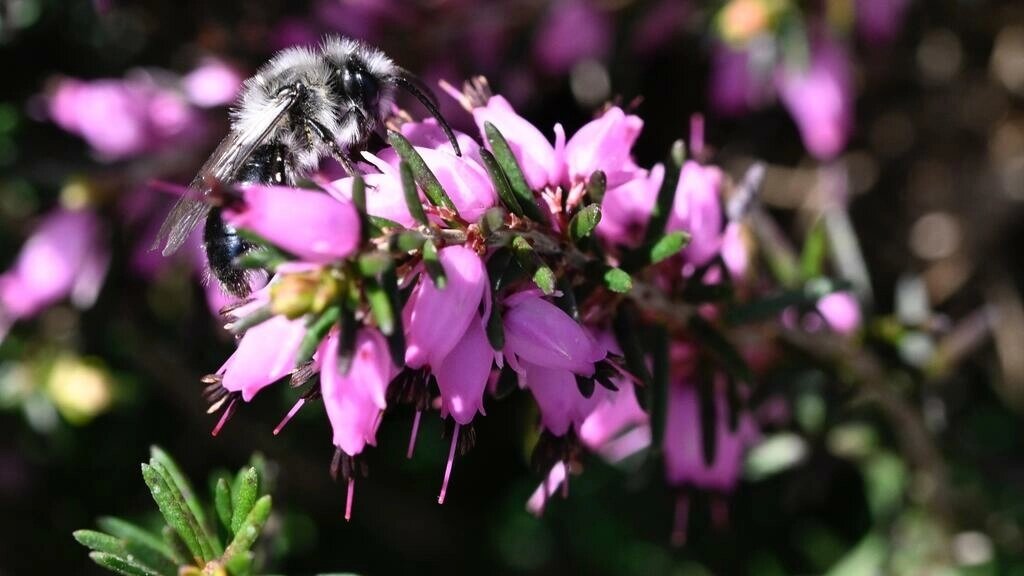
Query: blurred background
xmin=2 ymin=0 xmax=1024 ymax=574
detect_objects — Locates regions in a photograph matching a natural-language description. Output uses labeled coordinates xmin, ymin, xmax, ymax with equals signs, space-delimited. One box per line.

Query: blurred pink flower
xmin=816 ymin=292 xmax=861 ymax=335
xmin=721 ymin=222 xmax=750 ymax=280
xmin=183 ymin=59 xmax=243 ymax=108
xmin=857 ymin=0 xmax=911 ymax=44
xmin=668 ymin=161 xmax=725 ymax=267
xmin=630 ymin=0 xmax=692 ymax=56
xmin=224 ymin=185 xmax=361 ymax=264
xmin=320 ymin=328 xmax=394 ymax=456
xmin=403 ymin=245 xmax=487 ymax=368
xmin=533 ymin=0 xmax=612 ymax=75
xmin=710 ymin=44 xmax=763 ymax=117
xmin=521 ymin=361 xmax=606 ymax=436
xmin=776 ymin=36 xmax=853 ymax=160
xmin=579 ymin=381 xmax=650 ymax=453
xmin=664 ymin=377 xmax=757 ymax=492
xmin=49 ymin=76 xmax=201 ymax=160
xmin=0 ymin=208 xmax=109 ymax=330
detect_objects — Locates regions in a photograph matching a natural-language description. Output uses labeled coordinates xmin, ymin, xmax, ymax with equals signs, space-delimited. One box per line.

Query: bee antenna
xmin=395 ymin=73 xmax=462 ymax=157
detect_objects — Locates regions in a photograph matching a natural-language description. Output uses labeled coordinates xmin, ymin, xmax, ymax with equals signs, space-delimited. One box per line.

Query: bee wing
xmin=153 ymin=90 xmax=300 ymax=256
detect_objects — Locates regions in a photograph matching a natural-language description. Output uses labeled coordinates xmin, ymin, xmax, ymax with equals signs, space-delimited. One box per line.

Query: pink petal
xmin=503 ymin=294 xmax=605 ymax=376
xmin=320 ymin=329 xmax=395 ymax=456
xmin=563 ymin=107 xmax=644 ymax=187
xmin=776 ymin=36 xmax=853 ymax=160
xmin=667 ymin=161 xmax=724 ymax=268
xmin=522 ymin=362 xmax=605 ymax=436
xmin=473 ymin=95 xmax=557 ymax=190
xmin=219 ymin=314 xmax=306 ymax=402
xmin=435 ymin=318 xmax=494 ymax=425
xmin=225 ymin=185 xmax=361 ymax=263
xmin=596 ymin=164 xmax=664 ymax=247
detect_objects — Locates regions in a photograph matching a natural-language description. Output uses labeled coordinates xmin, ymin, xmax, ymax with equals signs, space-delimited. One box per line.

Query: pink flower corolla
xmin=403 ymin=245 xmax=487 ymax=369
xmin=667 ymin=161 xmax=725 ymax=268
xmin=776 ymin=36 xmax=853 ymax=160
xmin=720 ymin=222 xmax=750 ymax=280
xmin=469 ymin=95 xmax=643 ymax=191
xmin=504 ymin=292 xmax=607 ymax=435
xmin=579 ymin=381 xmax=651 ymax=460
xmin=224 ymin=185 xmax=361 ymax=264
xmin=533 ymin=0 xmax=612 ymax=75
xmin=320 ymin=329 xmax=394 ymax=456
xmin=49 ymin=76 xmax=200 ymax=160
xmin=216 ymin=292 xmax=306 ymax=403
xmin=710 ymin=44 xmax=766 ymax=117
xmin=597 ymin=164 xmax=664 ymax=247
xmin=183 ymin=59 xmax=243 ymax=108
xmin=435 ymin=318 xmax=494 ymax=425
xmin=0 ymin=208 xmax=109 ymax=330
xmin=664 ymin=377 xmax=757 ymax=492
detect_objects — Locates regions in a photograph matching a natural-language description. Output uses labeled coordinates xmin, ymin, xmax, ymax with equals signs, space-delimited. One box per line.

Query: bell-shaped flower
xmin=533 ymin=0 xmax=612 ymax=75
xmin=563 ymin=106 xmax=643 ymax=188
xmin=521 ymin=361 xmax=606 ymax=436
xmin=224 ymin=185 xmax=361 ymax=263
xmin=331 ymin=168 xmax=416 ymax=228
xmin=183 ymin=58 xmax=243 ymax=108
xmin=776 ymin=36 xmax=853 ymax=160
xmin=664 ymin=377 xmax=757 ymax=492
xmin=667 ymin=161 xmax=725 ymax=268
xmin=0 ymin=208 xmax=109 ymax=328
xmin=472 ymin=95 xmax=564 ymax=190
xmin=404 ymin=245 xmax=487 ymax=368
xmin=597 ymin=164 xmax=664 ymax=247
xmin=217 ymin=294 xmax=307 ymax=402
xmin=435 ymin=317 xmax=494 ymax=425
xmin=398 ymin=119 xmax=482 ymax=164
xmin=579 ymin=381 xmax=650 ymax=453
xmin=503 ymin=292 xmax=605 ymax=377
xmin=320 ymin=328 xmax=395 ymax=456
xmin=816 ymin=292 xmax=861 ymax=335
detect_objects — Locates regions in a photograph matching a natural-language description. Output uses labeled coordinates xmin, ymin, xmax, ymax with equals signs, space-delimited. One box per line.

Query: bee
xmin=154 ymin=36 xmax=460 ymax=297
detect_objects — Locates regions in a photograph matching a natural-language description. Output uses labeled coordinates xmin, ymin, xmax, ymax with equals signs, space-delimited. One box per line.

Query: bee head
xmin=340 ymin=60 xmax=381 ymax=113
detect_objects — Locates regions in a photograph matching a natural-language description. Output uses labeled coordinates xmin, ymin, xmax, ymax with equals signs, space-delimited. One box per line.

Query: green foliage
xmin=76 ymin=448 xmax=274 ymax=576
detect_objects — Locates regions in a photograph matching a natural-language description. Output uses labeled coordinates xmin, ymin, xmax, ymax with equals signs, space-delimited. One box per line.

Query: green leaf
xmin=140 ymin=462 xmax=208 ymax=565
xmin=643 ymin=140 xmax=685 ymax=244
xmin=97 ymin=518 xmax=180 ymax=564
xmin=356 ymin=251 xmax=393 ymax=277
xmin=800 ymin=220 xmax=827 ymax=280
xmin=612 ymin=305 xmax=652 ymax=387
xmin=391 ymin=230 xmax=426 ymax=253
xmin=350 ymin=174 xmax=376 ymax=241
xmin=88 ymin=552 xmax=161 ymax=576
xmin=650 ymin=231 xmax=691 ymax=263
xmin=230 ymin=467 xmax=259 ymax=534
xmin=295 ymin=306 xmax=341 ymax=366
xmin=223 ymin=495 xmax=272 ymax=560
xmin=422 ymin=239 xmax=447 ymax=289
xmin=337 ymin=305 xmax=359 ymax=375
xmin=223 ymin=551 xmax=254 ymax=576
xmin=554 ymin=277 xmax=579 ymax=321
xmin=479 ymin=148 xmax=524 ymax=217
xmin=365 ymin=278 xmax=395 ymax=336
xmin=398 ymin=160 xmax=430 ymax=227
xmin=74 ymin=530 xmax=124 ymax=555
xmin=587 ymin=170 xmax=607 ymax=205
xmin=483 ymin=121 xmax=547 ymax=223
xmin=493 ymin=364 xmax=518 ymax=400
xmin=389 ymin=131 xmax=456 ymax=211
xmin=486 ymin=299 xmax=505 ymax=351
xmin=225 ymin=305 xmax=273 ymax=335
xmin=380 ymin=266 xmax=406 ymax=366
xmin=214 ymin=477 xmax=233 ymax=533
xmin=688 ymin=315 xmax=752 ymax=382
xmin=603 ymin=267 xmax=632 ymax=293
xmin=149 ymin=447 xmax=211 ymax=542
xmin=478 ymin=206 xmax=508 ymax=238
xmin=568 ymin=204 xmax=602 ymax=243
xmin=533 ymin=266 xmax=556 ymax=295
xmin=648 ymin=325 xmax=669 ymax=449
xmin=697 ymin=371 xmax=718 ymax=466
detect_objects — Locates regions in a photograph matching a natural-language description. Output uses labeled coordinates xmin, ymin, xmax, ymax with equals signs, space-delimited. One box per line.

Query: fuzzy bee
xmin=154 ymin=36 xmax=460 ymax=297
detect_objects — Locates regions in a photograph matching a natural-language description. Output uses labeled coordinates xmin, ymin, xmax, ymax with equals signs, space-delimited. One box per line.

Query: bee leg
xmin=307 ymin=119 xmax=361 ymax=177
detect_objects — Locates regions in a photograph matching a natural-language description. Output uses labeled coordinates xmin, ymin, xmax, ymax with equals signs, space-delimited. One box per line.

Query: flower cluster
xmin=192 ymin=80 xmax=860 ymax=535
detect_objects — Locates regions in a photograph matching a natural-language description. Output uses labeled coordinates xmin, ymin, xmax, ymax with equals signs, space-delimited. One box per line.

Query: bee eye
xmin=342 ymin=65 xmax=380 ymax=108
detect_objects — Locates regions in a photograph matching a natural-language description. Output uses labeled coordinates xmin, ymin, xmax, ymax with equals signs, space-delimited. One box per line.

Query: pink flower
xmin=521 ymin=361 xmax=605 ymax=436
xmin=776 ymin=36 xmax=853 ymax=160
xmin=564 ymin=108 xmax=643 ymax=188
xmin=435 ymin=318 xmax=494 ymax=425
xmin=816 ymin=292 xmax=861 ymax=335
xmin=721 ymin=222 xmax=750 ymax=280
xmin=533 ymin=0 xmax=612 ymax=75
xmin=217 ymin=294 xmax=306 ymax=402
xmin=579 ymin=381 xmax=649 ymax=450
xmin=331 ymin=170 xmax=415 ymax=228
xmin=183 ymin=59 xmax=243 ymax=108
xmin=49 ymin=76 xmax=200 ymax=160
xmin=597 ymin=164 xmax=664 ymax=247
xmin=709 ymin=43 xmax=768 ymax=117
xmin=503 ymin=292 xmax=605 ymax=376
xmin=320 ymin=328 xmax=395 ymax=456
xmin=0 ymin=208 xmax=109 ymax=326
xmin=667 ymin=161 xmax=725 ymax=267
xmin=224 ymin=185 xmax=361 ymax=264
xmin=471 ymin=95 xmax=565 ymax=190
xmin=664 ymin=377 xmax=757 ymax=492
xmin=403 ymin=245 xmax=487 ymax=368
xmin=857 ymin=0 xmax=911 ymax=44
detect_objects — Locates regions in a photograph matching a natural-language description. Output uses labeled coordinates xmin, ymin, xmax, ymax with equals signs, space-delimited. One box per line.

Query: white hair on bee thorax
xmin=319 ymin=35 xmax=397 ymax=78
